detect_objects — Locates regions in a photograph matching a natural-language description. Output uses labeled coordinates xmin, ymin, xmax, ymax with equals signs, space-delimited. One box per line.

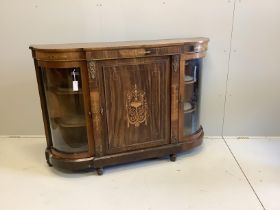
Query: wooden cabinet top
xmin=29 ymin=37 xmax=209 ymax=52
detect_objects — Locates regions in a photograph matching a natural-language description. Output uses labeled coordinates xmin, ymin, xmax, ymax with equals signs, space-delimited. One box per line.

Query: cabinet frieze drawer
xmin=155 ymin=46 xmax=183 ymax=55
xmin=34 ymin=51 xmax=85 ymax=61
xmin=86 ymin=48 xmax=146 ymax=60
xmin=86 ymin=46 xmax=182 ymax=60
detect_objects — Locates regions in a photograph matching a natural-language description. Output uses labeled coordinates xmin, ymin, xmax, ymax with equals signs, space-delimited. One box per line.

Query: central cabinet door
xmin=101 ymin=57 xmax=171 ymax=154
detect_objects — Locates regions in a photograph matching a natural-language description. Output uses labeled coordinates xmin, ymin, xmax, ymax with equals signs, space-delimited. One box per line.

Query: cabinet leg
xmin=45 ymin=150 xmax=53 ymax=167
xmin=46 ymin=159 xmax=53 ymax=167
xmin=96 ymin=167 xmax=104 ymax=176
xmin=170 ymin=154 xmax=177 ymax=162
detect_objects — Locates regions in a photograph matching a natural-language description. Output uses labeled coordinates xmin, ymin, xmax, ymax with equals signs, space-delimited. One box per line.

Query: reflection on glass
xmin=41 ymin=68 xmax=88 ymax=153
xmin=183 ymin=59 xmax=202 ymax=136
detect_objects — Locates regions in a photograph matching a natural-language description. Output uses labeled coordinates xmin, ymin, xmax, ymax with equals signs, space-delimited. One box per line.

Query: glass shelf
xmin=184 ymin=75 xmax=195 ymax=84
xmin=184 ymin=80 xmax=195 ymax=85
xmin=48 ymin=87 xmax=83 ymax=95
xmin=183 ymin=102 xmax=195 ymax=113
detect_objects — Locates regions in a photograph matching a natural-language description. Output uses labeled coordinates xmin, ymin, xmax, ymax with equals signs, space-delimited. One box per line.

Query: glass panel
xmin=183 ymin=59 xmax=202 ymax=136
xmin=41 ymin=67 xmax=88 ymax=153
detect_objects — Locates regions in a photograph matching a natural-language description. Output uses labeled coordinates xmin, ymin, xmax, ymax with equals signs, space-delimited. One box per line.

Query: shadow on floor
xmin=7 ymin=138 xmax=204 ymax=177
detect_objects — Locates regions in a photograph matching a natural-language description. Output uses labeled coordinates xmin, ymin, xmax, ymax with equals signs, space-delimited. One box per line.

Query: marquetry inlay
xmin=126 ymin=84 xmax=148 ymax=128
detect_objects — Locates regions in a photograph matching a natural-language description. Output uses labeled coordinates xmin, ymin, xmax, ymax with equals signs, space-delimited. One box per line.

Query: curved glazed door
xmin=179 ymin=57 xmax=203 ymax=141
xmin=92 ymin=57 xmax=171 ymax=155
xmin=38 ymin=61 xmax=93 ymax=158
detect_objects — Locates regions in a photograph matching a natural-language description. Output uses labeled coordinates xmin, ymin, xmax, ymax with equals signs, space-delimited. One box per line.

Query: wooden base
xmin=46 ymin=127 xmax=204 ymax=174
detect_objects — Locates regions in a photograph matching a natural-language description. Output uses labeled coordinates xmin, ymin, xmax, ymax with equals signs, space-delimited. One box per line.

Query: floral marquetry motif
xmin=88 ymin=61 xmax=96 ymax=80
xmin=126 ymin=85 xmax=148 ymax=128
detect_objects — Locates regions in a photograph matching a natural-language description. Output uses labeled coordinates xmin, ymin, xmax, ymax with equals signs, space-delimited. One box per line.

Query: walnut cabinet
xmin=30 ymin=38 xmax=209 ymax=175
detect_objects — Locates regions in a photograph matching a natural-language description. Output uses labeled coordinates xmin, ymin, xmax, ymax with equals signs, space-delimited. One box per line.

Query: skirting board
xmin=224 ymin=136 xmax=280 ymax=140
xmin=0 ymin=135 xmax=46 ymax=138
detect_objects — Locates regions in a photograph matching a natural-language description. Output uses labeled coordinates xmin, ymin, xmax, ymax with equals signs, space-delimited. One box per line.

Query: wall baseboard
xmin=0 ymin=135 xmax=46 ymax=138
xmin=223 ymin=136 xmax=280 ymax=140
xmin=204 ymin=136 xmax=223 ymax=139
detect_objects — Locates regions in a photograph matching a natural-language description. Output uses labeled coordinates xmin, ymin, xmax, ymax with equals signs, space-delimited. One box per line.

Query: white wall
xmin=0 ymin=0 xmax=279 ymax=136
xmin=223 ymin=0 xmax=280 ymax=136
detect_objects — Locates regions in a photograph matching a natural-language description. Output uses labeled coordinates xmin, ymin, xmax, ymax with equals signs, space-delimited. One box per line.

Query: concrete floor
xmin=0 ymin=137 xmax=279 ymax=210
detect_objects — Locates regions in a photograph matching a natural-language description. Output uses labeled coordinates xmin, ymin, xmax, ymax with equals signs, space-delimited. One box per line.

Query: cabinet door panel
xmin=102 ymin=57 xmax=170 ymax=154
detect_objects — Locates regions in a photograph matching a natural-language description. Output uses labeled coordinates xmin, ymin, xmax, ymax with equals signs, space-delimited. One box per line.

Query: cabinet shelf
xmin=48 ymin=87 xmax=82 ymax=95
xmin=184 ymin=75 xmax=196 ymax=84
xmin=184 ymin=80 xmax=195 ymax=85
xmin=54 ymin=115 xmax=86 ymax=127
xmin=183 ymin=102 xmax=196 ymax=113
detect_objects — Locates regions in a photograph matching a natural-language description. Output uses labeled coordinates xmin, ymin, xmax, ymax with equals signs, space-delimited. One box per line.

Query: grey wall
xmin=0 ymin=0 xmax=279 ymax=136
xmin=223 ymin=0 xmax=280 ymax=136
